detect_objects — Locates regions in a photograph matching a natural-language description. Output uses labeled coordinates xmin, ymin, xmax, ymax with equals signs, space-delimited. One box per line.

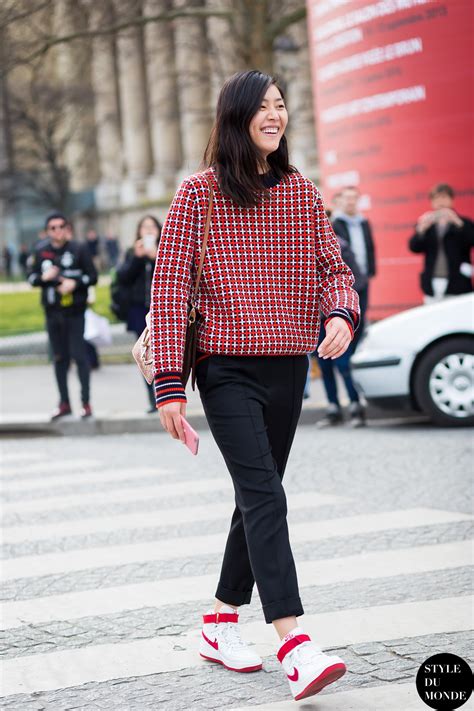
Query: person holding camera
xmin=28 ymin=212 xmax=97 ymax=419
xmin=117 ymin=215 xmax=161 ymax=412
xmin=409 ymin=183 xmax=474 ymax=303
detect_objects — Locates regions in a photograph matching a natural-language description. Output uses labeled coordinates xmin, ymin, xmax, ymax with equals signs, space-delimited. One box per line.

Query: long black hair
xmin=203 ymin=70 xmax=295 ymax=207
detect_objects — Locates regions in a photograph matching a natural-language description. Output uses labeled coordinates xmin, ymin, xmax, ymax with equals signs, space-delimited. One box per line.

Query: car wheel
xmin=413 ymin=337 xmax=474 ymax=426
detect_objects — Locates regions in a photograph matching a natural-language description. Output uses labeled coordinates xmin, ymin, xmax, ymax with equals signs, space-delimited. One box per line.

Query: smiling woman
xmin=203 ymin=72 xmax=294 ymax=207
xmin=248 ymin=84 xmax=288 ymax=167
xmin=149 ymin=69 xmax=360 ymax=703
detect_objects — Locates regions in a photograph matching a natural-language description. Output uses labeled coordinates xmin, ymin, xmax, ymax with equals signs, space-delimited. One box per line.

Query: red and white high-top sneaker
xmin=277 ymin=628 xmax=346 ymax=701
xmin=199 ymin=604 xmax=263 ymax=673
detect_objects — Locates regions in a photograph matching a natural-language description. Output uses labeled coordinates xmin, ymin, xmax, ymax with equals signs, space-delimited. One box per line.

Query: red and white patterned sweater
xmin=150 ymin=168 xmax=359 ymax=407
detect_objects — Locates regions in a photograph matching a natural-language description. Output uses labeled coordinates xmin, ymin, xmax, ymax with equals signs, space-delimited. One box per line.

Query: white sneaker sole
xmin=199 ymin=637 xmax=262 ymax=673
xmin=293 ymin=661 xmax=346 ymax=700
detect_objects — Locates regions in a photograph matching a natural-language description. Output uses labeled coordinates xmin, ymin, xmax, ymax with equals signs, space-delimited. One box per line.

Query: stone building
xmin=1 ymin=0 xmax=318 ymax=253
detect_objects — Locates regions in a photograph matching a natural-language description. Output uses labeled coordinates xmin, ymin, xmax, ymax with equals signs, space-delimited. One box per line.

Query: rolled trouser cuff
xmin=262 ymin=595 xmax=304 ymax=624
xmin=215 ymin=583 xmax=253 ymax=607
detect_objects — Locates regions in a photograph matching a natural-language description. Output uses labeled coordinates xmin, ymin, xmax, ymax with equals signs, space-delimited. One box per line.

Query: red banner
xmin=307 ymin=0 xmax=474 ymax=316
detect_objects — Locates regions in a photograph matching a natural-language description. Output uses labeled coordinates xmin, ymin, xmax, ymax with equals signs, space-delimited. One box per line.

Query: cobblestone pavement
xmin=0 ymin=422 xmax=472 ymax=710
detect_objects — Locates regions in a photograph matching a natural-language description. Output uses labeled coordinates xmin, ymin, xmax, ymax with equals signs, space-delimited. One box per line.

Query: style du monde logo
xmin=416 ymin=653 xmax=472 ymax=710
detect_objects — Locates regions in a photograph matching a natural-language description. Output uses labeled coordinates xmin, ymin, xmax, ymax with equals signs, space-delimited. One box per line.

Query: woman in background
xmin=118 ymin=215 xmax=161 ymax=413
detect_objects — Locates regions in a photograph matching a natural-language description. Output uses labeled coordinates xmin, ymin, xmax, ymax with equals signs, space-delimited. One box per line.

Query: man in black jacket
xmin=331 ymin=186 xmax=376 ymax=349
xmin=409 ymin=183 xmax=474 ymax=303
xmin=28 ymin=212 xmax=98 ymax=419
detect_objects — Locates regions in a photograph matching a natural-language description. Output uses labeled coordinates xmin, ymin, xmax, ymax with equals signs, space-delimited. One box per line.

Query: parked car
xmin=351 ymin=294 xmax=474 ymax=426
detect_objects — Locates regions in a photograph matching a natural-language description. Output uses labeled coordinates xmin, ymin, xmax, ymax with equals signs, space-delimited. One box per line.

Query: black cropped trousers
xmin=197 ymin=354 xmax=308 ymax=623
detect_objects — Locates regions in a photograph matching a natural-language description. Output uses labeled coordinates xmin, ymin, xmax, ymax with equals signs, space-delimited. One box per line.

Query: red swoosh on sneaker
xmin=288 ymin=668 xmax=299 ymax=682
xmin=202 ymin=632 xmax=219 ymax=650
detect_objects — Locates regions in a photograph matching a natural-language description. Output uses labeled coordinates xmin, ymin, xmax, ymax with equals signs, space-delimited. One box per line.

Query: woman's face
xmin=139 ymin=218 xmax=159 ymax=239
xmin=249 ymin=84 xmax=288 ymax=162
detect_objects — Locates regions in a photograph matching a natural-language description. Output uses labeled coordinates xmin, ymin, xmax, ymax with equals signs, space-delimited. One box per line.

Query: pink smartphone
xmin=180 ymin=416 xmax=199 ymax=455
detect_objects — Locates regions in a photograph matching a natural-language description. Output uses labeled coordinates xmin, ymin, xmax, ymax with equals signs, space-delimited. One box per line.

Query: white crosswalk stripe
xmin=1 ymin=476 xmax=233 ymax=514
xmin=2 ymin=509 xmax=471 ymax=580
xmin=1 ymin=491 xmax=346 ymax=544
xmin=2 ymin=541 xmax=471 ymax=629
xmin=1 ymin=467 xmax=170 ymax=492
xmin=1 ymin=459 xmax=102 ymax=478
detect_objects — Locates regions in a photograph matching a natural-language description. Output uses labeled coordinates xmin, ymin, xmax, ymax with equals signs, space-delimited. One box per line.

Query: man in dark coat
xmin=28 ymin=212 xmax=98 ymax=419
xmin=409 ymin=183 xmax=474 ymax=303
xmin=331 ymin=186 xmax=376 ymax=349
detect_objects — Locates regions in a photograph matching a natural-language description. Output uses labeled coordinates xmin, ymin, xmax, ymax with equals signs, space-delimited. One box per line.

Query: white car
xmin=351 ymin=294 xmax=474 ymax=426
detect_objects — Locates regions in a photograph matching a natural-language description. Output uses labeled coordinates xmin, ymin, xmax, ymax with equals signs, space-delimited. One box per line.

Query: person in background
xmin=2 ymin=245 xmax=12 ymax=277
xmin=409 ymin=183 xmax=474 ymax=303
xmin=330 ymin=191 xmax=343 ymax=214
xmin=85 ymin=228 xmax=101 ymax=272
xmin=105 ymin=232 xmax=120 ymax=269
xmin=117 ymin=215 xmax=161 ymax=413
xmin=316 ymin=219 xmax=368 ymax=428
xmin=332 ymin=186 xmax=376 ymax=349
xmin=28 ymin=212 xmax=98 ymax=419
xmin=18 ymin=245 xmax=29 ymax=278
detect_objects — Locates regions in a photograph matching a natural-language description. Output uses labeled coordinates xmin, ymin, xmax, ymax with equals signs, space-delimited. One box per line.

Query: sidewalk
xmin=0 ymin=362 xmax=334 ymax=437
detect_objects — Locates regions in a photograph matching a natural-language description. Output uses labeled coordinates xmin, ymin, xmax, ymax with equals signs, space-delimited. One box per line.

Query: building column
xmin=54 ymin=0 xmax=99 ymax=194
xmin=205 ymin=0 xmax=241 ymax=108
xmin=88 ymin=2 xmax=123 ymax=209
xmin=114 ymin=0 xmax=153 ymax=204
xmin=173 ymin=0 xmax=213 ymax=177
xmin=276 ymin=21 xmax=318 ymax=182
xmin=0 ymin=36 xmax=18 ymax=255
xmin=144 ymin=0 xmax=182 ymax=197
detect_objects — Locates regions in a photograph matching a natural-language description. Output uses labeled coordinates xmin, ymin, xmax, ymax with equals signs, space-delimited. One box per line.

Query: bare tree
xmin=1 ymin=0 xmax=308 ymax=214
xmin=6 ymin=70 xmax=96 ymax=211
xmin=1 ymin=0 xmax=306 ymax=77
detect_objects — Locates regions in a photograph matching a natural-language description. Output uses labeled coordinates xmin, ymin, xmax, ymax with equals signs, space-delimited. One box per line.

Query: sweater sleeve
xmin=313 ymin=190 xmax=360 ymax=333
xmin=408 ymin=229 xmax=429 ymax=253
xmin=150 ymin=179 xmax=199 ymax=408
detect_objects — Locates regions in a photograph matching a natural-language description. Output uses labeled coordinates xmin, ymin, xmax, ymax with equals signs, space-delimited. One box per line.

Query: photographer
xmin=409 ymin=183 xmax=474 ymax=303
xmin=117 ymin=215 xmax=161 ymax=413
xmin=28 ymin=212 xmax=98 ymax=419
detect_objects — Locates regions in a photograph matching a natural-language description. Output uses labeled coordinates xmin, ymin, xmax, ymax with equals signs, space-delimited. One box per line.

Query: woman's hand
xmin=318 ymin=317 xmax=352 ymax=360
xmin=158 ymin=401 xmax=187 ymax=443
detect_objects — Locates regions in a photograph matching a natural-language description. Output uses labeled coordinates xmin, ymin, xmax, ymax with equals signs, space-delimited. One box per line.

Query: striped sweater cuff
xmin=154 ymin=372 xmax=187 ymax=409
xmin=325 ymin=308 xmax=358 ymax=340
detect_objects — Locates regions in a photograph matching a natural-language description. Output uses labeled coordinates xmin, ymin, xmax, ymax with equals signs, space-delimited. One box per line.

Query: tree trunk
xmin=240 ymin=0 xmax=274 ymax=74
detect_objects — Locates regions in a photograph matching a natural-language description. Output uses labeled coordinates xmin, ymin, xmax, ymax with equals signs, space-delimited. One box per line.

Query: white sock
xmin=280 ymin=626 xmax=305 ymax=647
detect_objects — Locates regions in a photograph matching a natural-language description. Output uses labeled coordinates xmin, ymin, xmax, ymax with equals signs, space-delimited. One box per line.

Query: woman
xmin=118 ymin=215 xmax=161 ymax=413
xmin=150 ymin=71 xmax=359 ymax=702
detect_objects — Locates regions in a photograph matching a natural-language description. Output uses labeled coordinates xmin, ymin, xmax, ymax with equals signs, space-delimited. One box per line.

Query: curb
xmin=0 ymin=406 xmax=427 ymax=438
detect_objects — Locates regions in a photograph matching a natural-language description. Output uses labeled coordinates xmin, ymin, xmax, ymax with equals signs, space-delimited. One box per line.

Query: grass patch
xmin=0 ymin=285 xmax=118 ymax=337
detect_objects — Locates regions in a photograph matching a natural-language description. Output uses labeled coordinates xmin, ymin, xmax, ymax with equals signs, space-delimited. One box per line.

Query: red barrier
xmin=307 ymin=0 xmax=474 ymax=316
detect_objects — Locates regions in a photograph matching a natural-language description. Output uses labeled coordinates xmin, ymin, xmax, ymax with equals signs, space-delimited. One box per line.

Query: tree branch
xmin=266 ymin=6 xmax=306 ymax=44
xmin=0 ymin=1 xmax=53 ymax=31
xmin=4 ymin=7 xmax=233 ymax=73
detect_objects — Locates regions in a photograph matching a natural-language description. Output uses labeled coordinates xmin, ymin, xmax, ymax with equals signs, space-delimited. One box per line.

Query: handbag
xmin=84 ymin=308 xmax=112 ymax=348
xmin=132 ymin=177 xmax=214 ymax=389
